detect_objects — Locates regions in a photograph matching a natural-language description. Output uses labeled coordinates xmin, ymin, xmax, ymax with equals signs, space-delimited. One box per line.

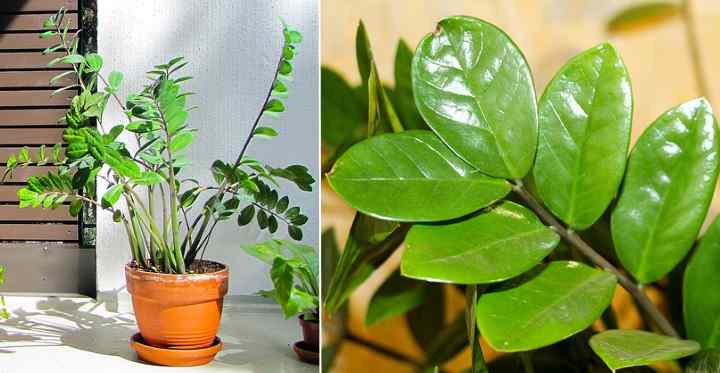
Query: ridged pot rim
xmin=125 ymin=260 xmax=229 ymax=283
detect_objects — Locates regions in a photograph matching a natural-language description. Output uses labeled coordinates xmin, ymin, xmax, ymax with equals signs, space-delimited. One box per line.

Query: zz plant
xmin=325 ymin=16 xmax=719 ymax=371
xmin=3 ymin=9 xmax=314 ymax=274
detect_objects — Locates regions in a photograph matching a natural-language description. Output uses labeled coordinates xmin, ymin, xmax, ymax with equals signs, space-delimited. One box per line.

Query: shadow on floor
xmin=0 ymin=297 xmax=248 ymax=366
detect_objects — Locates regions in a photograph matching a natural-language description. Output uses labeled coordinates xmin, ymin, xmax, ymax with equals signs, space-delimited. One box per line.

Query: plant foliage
xmin=3 ymin=9 xmax=314 ymax=275
xmin=322 ymin=16 xmax=719 ymax=372
xmin=242 ymin=239 xmax=319 ymax=320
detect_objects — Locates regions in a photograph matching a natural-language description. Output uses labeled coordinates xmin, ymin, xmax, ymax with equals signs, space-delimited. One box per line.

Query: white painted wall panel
xmin=96 ymin=0 xmax=319 ymax=302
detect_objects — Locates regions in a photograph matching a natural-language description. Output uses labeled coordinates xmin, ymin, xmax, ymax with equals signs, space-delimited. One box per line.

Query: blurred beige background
xmin=321 ymin=0 xmax=719 ymax=371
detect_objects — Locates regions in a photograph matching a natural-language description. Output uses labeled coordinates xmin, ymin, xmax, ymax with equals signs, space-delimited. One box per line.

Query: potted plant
xmin=323 ymin=16 xmax=717 ymax=372
xmin=3 ymin=8 xmax=314 ymax=367
xmin=241 ymin=239 xmax=319 ymax=364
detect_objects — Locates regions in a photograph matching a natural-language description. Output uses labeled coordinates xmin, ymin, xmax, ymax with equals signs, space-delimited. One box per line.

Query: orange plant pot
xmin=125 ymin=261 xmax=229 ymax=350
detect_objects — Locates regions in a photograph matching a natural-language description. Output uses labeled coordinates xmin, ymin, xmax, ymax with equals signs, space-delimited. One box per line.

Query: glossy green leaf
xmin=365 ymin=271 xmax=426 ymax=326
xmin=170 ymin=131 xmax=194 ymax=153
xmin=321 ymin=67 xmax=366 ymax=147
xmin=402 ymin=201 xmax=559 ymax=284
xmin=327 ymin=130 xmax=511 ymax=222
xmin=589 ymin=330 xmax=700 ymax=371
xmin=684 ymin=216 xmax=720 ymax=348
xmin=412 ymin=16 xmax=538 ymax=179
xmin=393 ymin=39 xmax=425 ymax=130
xmin=533 ymin=43 xmax=632 ymax=230
xmin=686 ymin=349 xmax=720 ymax=373
xmin=612 ymin=98 xmax=720 ymax=284
xmin=607 ymin=1 xmax=682 ymax=33
xmin=476 ymin=261 xmax=616 ymax=352
xmin=253 ymin=126 xmax=278 ymax=138
xmin=357 ymin=21 xmax=403 ymax=135
xmin=101 ymin=184 xmax=124 ymax=209
xmin=324 ymin=213 xmax=402 ymax=313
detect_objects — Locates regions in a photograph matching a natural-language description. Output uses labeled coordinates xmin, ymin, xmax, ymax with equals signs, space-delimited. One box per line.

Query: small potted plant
xmin=242 ymin=239 xmax=319 ymax=364
xmin=3 ymin=9 xmax=314 ymax=367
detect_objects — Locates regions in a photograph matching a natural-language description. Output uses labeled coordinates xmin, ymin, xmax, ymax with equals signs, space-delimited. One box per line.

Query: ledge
xmin=0 ymin=295 xmax=317 ymax=372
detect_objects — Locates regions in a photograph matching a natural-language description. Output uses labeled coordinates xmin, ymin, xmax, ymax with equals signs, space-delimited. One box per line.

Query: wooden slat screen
xmin=0 ymin=0 xmax=78 ymax=242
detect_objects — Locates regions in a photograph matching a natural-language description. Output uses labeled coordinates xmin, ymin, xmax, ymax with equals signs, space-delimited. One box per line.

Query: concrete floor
xmin=0 ymin=295 xmax=318 ymax=373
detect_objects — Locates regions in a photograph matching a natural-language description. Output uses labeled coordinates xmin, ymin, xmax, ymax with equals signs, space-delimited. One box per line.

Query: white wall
xmin=95 ymin=0 xmax=319 ymax=305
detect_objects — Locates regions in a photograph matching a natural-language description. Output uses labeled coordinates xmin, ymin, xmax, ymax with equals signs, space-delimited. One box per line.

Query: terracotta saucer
xmin=293 ymin=341 xmax=319 ymax=365
xmin=130 ymin=333 xmax=223 ymax=367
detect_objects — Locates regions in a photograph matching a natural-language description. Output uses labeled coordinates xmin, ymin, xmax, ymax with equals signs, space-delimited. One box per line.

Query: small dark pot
xmin=299 ymin=313 xmax=319 ymax=351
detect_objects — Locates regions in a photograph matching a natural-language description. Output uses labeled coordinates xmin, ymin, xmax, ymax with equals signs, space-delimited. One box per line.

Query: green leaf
xmin=324 ymin=213 xmax=401 ymax=313
xmin=132 ymin=171 xmax=164 ymax=185
xmin=684 ymin=215 xmax=720 ymax=348
xmin=321 ymin=67 xmax=366 ymax=147
xmin=108 ymin=71 xmax=123 ymax=91
xmin=18 ymin=147 xmax=30 ymax=163
xmin=101 ymin=184 xmax=124 ymax=209
xmin=288 ymin=225 xmax=303 ymax=240
xmin=254 ymin=126 xmax=278 ymax=138
xmin=69 ymin=199 xmax=83 ymax=217
xmin=50 ymin=70 xmax=74 ymax=86
xmin=276 ymin=196 xmax=289 ymax=213
xmin=270 ymin=256 xmax=294 ymax=309
xmin=392 ymin=39 xmax=426 ymax=131
xmin=405 ymin=283 xmax=447 ymax=355
xmin=356 ymin=21 xmax=403 ymax=135
xmin=264 ymin=99 xmax=285 ymax=113
xmin=60 ymin=54 xmax=85 ymax=65
xmin=355 ymin=20 xmax=373 ymax=83
xmin=412 ymin=16 xmax=538 ymax=179
xmin=402 ymin=201 xmax=559 ymax=284
xmin=589 ymin=330 xmax=700 ymax=371
xmin=327 ymin=130 xmax=511 ymax=221
xmin=365 ymin=271 xmax=426 ymax=326
xmin=39 ymin=30 xmax=56 ymax=39
xmin=170 ymin=131 xmax=194 ymax=153
xmin=607 ymin=1 xmax=682 ymax=33
xmin=611 ymin=98 xmax=720 ymax=284
xmin=422 ymin=314 xmax=468 ymax=366
xmin=476 ymin=261 xmax=616 ymax=352
xmin=85 ymin=53 xmax=103 ymax=72
xmin=237 ymin=205 xmax=255 ymax=226
xmin=257 ymin=209 xmax=268 ymax=229
xmin=687 ymin=350 xmax=720 ymax=373
xmin=533 ymin=43 xmax=632 ymax=230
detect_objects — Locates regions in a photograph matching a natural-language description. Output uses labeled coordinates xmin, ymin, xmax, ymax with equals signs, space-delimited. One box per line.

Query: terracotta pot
xmin=299 ymin=313 xmax=319 ymax=351
xmin=125 ymin=261 xmax=229 ymax=350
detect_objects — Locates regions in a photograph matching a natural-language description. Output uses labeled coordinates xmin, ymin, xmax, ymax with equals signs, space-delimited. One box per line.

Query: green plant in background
xmin=323 ymin=15 xmax=720 ymax=372
xmin=242 ymin=239 xmax=319 ymax=320
xmin=2 ymin=8 xmax=314 ymax=275
xmin=0 ymin=266 xmax=8 ymax=319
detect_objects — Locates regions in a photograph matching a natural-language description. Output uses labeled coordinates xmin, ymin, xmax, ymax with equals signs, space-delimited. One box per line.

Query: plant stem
xmin=155 ymin=100 xmax=185 ymax=273
xmin=511 ymin=181 xmax=679 ymax=337
xmin=343 ymin=332 xmax=425 ymax=369
xmin=233 ymin=45 xmax=286 ymax=168
xmin=520 ymin=352 xmax=534 ymax=373
xmin=681 ymin=0 xmax=710 ymax=100
xmin=466 ymin=285 xmax=488 ymax=373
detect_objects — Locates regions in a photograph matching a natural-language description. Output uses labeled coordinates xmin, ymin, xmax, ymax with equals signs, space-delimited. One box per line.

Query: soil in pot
xmin=126 ymin=260 xmax=229 ymax=366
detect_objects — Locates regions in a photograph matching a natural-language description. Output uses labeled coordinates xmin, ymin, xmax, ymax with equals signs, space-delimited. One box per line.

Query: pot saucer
xmin=293 ymin=341 xmax=319 ymax=365
xmin=130 ymin=333 xmax=223 ymax=367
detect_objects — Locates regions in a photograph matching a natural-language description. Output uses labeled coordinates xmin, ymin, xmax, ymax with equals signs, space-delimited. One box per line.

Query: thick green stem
xmin=512 ymin=181 xmax=679 ymax=337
